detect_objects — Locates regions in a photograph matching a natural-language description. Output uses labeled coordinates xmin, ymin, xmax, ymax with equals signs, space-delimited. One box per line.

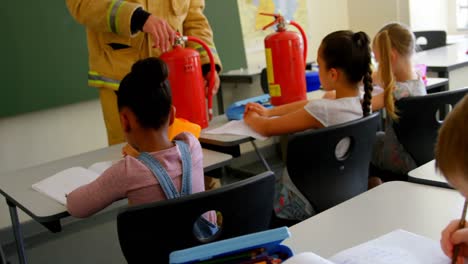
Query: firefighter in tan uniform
xmin=66 ymin=0 xmax=222 ymax=145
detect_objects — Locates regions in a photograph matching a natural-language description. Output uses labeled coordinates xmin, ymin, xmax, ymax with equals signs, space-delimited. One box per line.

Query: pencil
xmin=452 ymin=199 xmax=468 ymax=264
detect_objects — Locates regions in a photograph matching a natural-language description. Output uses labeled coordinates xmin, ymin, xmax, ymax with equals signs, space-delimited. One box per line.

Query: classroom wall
xmin=347 ymin=0 xmax=410 ymax=38
xmin=409 ymin=0 xmax=448 ymax=31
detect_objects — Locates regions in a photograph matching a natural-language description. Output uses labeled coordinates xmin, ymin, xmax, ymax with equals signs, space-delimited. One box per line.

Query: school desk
xmin=414 ymin=38 xmax=468 ymax=90
xmin=282 ymin=181 xmax=463 ymax=257
xmin=200 ymin=89 xmax=326 ymax=171
xmin=0 ymin=144 xmax=232 ymax=264
xmin=408 ymin=160 xmax=451 ymax=189
xmin=426 ymin=77 xmax=449 ymax=93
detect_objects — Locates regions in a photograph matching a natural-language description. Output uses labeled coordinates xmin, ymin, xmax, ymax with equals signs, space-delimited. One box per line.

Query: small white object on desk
xmin=204 ymin=120 xmax=268 ymax=140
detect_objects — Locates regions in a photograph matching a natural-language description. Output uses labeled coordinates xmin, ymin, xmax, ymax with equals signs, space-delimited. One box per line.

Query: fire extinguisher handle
xmin=290 ymin=21 xmax=308 ymax=65
xmin=186 ymin=36 xmax=216 ymax=121
xmin=259 ymin=13 xmax=284 ymax=31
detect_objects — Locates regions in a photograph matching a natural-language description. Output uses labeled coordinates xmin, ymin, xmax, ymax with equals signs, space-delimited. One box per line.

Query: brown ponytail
xmin=373 ymin=22 xmax=416 ymax=120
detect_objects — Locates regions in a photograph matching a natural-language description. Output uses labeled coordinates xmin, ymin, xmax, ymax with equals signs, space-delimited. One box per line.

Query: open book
xmin=284 ymin=229 xmax=452 ymax=264
xmin=32 ymin=161 xmax=114 ymax=205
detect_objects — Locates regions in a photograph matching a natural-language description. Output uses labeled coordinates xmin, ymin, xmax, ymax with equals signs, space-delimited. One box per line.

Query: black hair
xmin=321 ymin=30 xmax=373 ymax=116
xmin=116 ymin=57 xmax=172 ymax=129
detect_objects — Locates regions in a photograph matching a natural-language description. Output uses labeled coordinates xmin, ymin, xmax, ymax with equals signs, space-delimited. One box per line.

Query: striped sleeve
xmin=66 ymin=0 xmax=142 ymax=37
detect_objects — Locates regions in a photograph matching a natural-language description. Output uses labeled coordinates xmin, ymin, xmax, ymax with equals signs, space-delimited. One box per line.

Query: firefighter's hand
xmin=143 ymin=15 xmax=176 ymax=52
xmin=204 ymin=71 xmax=220 ymax=96
xmin=244 ymin=102 xmax=270 ymax=117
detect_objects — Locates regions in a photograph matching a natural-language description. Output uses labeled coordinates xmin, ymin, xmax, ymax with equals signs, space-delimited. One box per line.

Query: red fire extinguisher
xmin=261 ymin=13 xmax=308 ymax=106
xmin=160 ymin=35 xmax=216 ymax=129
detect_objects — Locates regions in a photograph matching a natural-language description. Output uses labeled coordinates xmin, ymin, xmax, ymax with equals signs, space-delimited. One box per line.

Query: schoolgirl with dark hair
xmin=244 ymin=30 xmax=373 ymax=221
xmin=66 ymin=58 xmax=213 ymax=226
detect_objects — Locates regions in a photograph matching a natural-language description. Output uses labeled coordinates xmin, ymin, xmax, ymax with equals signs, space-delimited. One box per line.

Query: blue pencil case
xmin=169 ymin=227 xmax=293 ymax=264
xmin=226 ymin=94 xmax=273 ymax=121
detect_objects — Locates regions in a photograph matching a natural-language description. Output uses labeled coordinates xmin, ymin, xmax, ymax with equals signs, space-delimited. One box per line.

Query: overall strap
xmin=175 ymin=140 xmax=192 ymax=196
xmin=136 ymin=140 xmax=193 ymax=199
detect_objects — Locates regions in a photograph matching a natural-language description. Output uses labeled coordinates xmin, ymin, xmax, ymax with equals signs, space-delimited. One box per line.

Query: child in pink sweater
xmin=67 ymin=58 xmax=209 ymax=220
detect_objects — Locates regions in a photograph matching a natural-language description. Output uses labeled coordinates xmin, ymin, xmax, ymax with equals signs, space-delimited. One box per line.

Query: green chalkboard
xmin=0 ymin=1 xmax=246 ymax=118
xmin=0 ymin=1 xmax=96 ymax=118
xmin=205 ymin=0 xmax=247 ymax=71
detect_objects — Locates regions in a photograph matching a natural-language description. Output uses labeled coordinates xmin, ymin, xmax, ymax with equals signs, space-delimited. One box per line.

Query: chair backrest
xmin=117 ymin=171 xmax=275 ymax=263
xmin=414 ymin=30 xmax=447 ymax=51
xmin=0 ymin=243 xmax=5 ymax=264
xmin=286 ymin=112 xmax=380 ymax=213
xmin=393 ymin=88 xmax=468 ymax=166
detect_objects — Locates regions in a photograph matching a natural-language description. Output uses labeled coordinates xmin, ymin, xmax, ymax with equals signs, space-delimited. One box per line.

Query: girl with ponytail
xmin=244 ymin=30 xmax=373 ymax=137
xmin=371 ymin=22 xmax=427 ymax=178
xmin=244 ymin=30 xmax=373 ymax=221
xmin=66 ymin=58 xmax=214 ymax=224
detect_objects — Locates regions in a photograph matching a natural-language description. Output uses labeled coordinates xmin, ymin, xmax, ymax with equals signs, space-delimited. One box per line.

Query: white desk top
xmin=221 ymin=68 xmax=262 ymax=77
xmin=414 ymin=39 xmax=468 ymax=70
xmin=282 ymin=181 xmax=463 ymax=257
xmin=0 ymin=143 xmax=232 ymax=224
xmin=408 ymin=160 xmax=450 ymax=188
xmin=426 ymin=77 xmax=449 ymax=90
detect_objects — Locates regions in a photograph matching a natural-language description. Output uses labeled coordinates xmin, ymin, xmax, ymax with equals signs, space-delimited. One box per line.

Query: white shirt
xmin=304 ymin=96 xmax=363 ymax=127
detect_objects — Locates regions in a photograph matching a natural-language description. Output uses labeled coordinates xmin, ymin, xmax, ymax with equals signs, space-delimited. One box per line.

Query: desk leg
xmin=217 ymin=84 xmax=225 ymax=115
xmin=251 ymin=141 xmax=272 ymax=171
xmin=6 ymin=199 xmax=28 ymax=264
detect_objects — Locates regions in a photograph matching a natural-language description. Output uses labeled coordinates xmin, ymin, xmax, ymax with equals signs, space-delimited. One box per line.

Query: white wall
xmin=0 ymin=100 xmax=107 ymax=174
xmin=348 ymin=0 xmax=410 ymax=38
xmin=409 ymin=0 xmax=448 ymax=31
xmin=306 ymin=0 xmax=349 ymax=59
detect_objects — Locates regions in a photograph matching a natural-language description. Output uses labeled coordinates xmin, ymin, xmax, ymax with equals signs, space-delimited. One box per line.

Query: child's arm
xmin=244 ymin=107 xmax=324 ymax=137
xmin=441 ymin=219 xmax=468 ymax=263
xmin=245 ymin=100 xmax=309 ymax=117
xmin=67 ymin=164 xmax=127 ymax=218
xmin=371 ymin=92 xmax=385 ymax=111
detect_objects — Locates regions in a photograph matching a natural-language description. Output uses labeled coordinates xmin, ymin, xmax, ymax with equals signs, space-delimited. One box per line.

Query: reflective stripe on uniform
xmin=88 ymin=72 xmax=120 ymax=90
xmin=108 ymin=0 xmax=125 ymax=34
xmin=192 ymin=43 xmax=218 ymax=56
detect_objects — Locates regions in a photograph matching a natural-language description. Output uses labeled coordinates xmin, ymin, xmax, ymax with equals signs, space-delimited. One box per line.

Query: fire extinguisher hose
xmin=186 ymin=36 xmax=216 ymax=121
xmin=290 ymin=21 xmax=308 ymax=65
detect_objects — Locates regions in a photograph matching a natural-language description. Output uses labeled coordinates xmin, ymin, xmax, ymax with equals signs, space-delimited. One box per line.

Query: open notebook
xmin=284 ymin=229 xmax=452 ymax=264
xmin=31 ymin=161 xmax=114 ymax=205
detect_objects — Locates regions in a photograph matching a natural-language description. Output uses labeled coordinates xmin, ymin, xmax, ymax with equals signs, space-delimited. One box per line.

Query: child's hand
xmin=243 ymin=108 xmax=260 ymax=126
xmin=441 ymin=219 xmax=468 ymax=263
xmin=244 ymin=102 xmax=269 ymax=117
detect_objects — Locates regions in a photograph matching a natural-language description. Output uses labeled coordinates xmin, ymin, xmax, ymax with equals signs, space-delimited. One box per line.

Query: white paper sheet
xmin=329 ymin=229 xmax=450 ymax=264
xmin=204 ymin=120 xmax=268 ymax=140
xmin=284 ymin=230 xmax=453 ymax=264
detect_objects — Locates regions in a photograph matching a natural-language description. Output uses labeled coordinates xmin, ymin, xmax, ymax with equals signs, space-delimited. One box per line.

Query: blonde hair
xmin=435 ymin=95 xmax=468 ymax=181
xmin=373 ymin=22 xmax=416 ymax=120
